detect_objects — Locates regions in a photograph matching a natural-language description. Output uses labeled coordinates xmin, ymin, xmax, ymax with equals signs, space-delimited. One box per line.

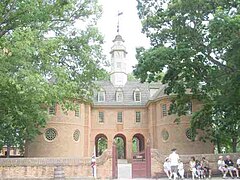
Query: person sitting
xmin=189 ymin=156 xmax=197 ymax=180
xmin=218 ymin=156 xmax=228 ymax=179
xmin=225 ymin=155 xmax=240 ymax=179
xmin=237 ymin=157 xmax=240 ymax=170
xmin=164 ymin=157 xmax=172 ymax=179
xmin=196 ymin=160 xmax=204 ymax=179
xmin=178 ymin=159 xmax=185 ymax=179
xmin=201 ymin=157 xmax=212 ymax=178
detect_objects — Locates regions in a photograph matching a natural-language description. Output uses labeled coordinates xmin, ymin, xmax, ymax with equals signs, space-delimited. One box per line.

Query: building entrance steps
xmin=118 ymin=160 xmax=132 ymax=179
xmin=118 ymin=159 xmax=129 ymax=164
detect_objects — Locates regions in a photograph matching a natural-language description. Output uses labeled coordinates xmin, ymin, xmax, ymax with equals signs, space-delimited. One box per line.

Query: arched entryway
xmin=132 ymin=133 xmax=145 ymax=153
xmin=95 ymin=134 xmax=108 ymax=157
xmin=114 ymin=134 xmax=126 ymax=159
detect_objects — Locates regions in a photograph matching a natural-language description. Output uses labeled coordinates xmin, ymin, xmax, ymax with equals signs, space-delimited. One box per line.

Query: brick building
xmin=25 ymin=34 xmax=213 ymax=160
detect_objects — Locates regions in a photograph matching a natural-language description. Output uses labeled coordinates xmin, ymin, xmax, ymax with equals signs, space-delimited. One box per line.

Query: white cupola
xmin=110 ymin=34 xmax=128 ymax=87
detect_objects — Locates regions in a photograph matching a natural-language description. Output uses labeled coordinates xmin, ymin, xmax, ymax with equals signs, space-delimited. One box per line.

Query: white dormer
xmin=133 ymin=88 xmax=141 ymax=102
xmin=110 ymin=35 xmax=128 ymax=87
xmin=116 ymin=88 xmax=123 ymax=102
xmin=97 ymin=88 xmax=105 ymax=102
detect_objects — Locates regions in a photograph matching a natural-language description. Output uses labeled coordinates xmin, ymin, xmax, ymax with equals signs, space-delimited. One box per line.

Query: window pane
xmin=134 ymin=91 xmax=141 ymax=102
xmin=162 ymin=104 xmax=167 ymax=116
xmin=49 ymin=105 xmax=56 ymax=115
xmin=116 ymin=91 xmax=123 ymax=102
xmin=117 ymin=112 xmax=123 ymax=122
xmin=75 ymin=104 xmax=80 ymax=117
xmin=136 ymin=111 xmax=141 ymax=122
xmin=99 ymin=112 xmax=104 ymax=123
xmin=98 ymin=91 xmax=105 ymax=102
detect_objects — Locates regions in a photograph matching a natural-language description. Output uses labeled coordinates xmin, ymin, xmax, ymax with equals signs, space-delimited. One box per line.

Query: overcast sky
xmin=97 ymin=0 xmax=150 ymax=73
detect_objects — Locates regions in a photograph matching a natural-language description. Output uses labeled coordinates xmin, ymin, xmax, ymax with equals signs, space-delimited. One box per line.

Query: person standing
xmin=91 ymin=154 xmax=96 ymax=178
xmin=168 ymin=148 xmax=180 ymax=180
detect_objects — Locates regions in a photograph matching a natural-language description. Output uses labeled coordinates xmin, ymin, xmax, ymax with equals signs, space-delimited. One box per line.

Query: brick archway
xmin=95 ymin=134 xmax=108 ymax=157
xmin=114 ymin=133 xmax=126 ymax=159
xmin=132 ymin=133 xmax=145 ymax=153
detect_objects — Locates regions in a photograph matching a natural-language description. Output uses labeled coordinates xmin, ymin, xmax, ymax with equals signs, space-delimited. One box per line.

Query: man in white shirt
xmin=237 ymin=157 xmax=240 ymax=169
xmin=169 ymin=148 xmax=180 ymax=180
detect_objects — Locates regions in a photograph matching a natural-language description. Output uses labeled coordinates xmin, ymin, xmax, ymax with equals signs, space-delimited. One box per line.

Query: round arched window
xmin=186 ymin=128 xmax=195 ymax=140
xmin=73 ymin=129 xmax=80 ymax=141
xmin=45 ymin=128 xmax=57 ymax=141
xmin=161 ymin=129 xmax=169 ymax=141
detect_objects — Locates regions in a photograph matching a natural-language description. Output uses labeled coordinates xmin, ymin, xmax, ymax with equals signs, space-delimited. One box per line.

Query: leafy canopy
xmin=134 ymin=0 xmax=240 ymax=152
xmin=0 ymin=0 xmax=106 ymax=152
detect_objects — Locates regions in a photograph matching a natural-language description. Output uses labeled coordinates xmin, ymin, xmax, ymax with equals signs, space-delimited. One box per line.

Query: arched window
xmin=97 ymin=88 xmax=105 ymax=102
xmin=133 ymin=88 xmax=141 ymax=102
xmin=116 ymin=88 xmax=123 ymax=102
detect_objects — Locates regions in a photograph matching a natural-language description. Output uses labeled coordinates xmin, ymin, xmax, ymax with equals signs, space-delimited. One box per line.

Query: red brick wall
xmin=0 ymin=150 xmax=112 ymax=179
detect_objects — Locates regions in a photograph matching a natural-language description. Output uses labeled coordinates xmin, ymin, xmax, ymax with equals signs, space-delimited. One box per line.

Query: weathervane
xmin=117 ymin=11 xmax=123 ymax=34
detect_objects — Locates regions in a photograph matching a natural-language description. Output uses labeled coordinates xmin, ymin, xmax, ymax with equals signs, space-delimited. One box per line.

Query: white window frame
xmin=135 ymin=111 xmax=141 ymax=123
xmin=117 ymin=112 xmax=123 ymax=123
xmin=75 ymin=104 xmax=80 ymax=117
xmin=116 ymin=88 xmax=123 ymax=102
xmin=162 ymin=104 xmax=167 ymax=117
xmin=134 ymin=88 xmax=141 ymax=102
xmin=98 ymin=111 xmax=104 ymax=123
xmin=98 ymin=89 xmax=105 ymax=102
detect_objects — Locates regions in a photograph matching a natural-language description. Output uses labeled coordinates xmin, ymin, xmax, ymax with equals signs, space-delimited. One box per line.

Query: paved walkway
xmin=117 ymin=178 xmax=228 ymax=180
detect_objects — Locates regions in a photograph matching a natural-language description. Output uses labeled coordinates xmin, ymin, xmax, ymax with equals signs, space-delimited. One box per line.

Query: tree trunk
xmin=216 ymin=139 xmax=221 ymax=153
xmin=6 ymin=144 xmax=10 ymax=158
xmin=232 ymin=137 xmax=238 ymax=153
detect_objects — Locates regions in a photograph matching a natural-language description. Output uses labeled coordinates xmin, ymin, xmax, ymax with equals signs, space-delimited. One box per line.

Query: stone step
xmin=118 ymin=159 xmax=128 ymax=164
xmin=118 ymin=163 xmax=132 ymax=179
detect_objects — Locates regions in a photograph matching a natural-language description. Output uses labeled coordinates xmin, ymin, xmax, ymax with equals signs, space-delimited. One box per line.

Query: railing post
xmin=112 ymin=141 xmax=118 ymax=179
xmin=146 ymin=139 xmax=151 ymax=178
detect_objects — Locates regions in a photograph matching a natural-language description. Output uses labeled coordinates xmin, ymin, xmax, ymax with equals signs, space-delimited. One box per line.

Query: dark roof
xmin=149 ymin=84 xmax=168 ymax=100
xmin=93 ymin=80 xmax=165 ymax=106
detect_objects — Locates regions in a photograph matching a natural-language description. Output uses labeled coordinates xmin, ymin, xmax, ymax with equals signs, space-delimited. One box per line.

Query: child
xmin=164 ymin=157 xmax=172 ymax=179
xmin=178 ymin=159 xmax=185 ymax=179
xmin=189 ymin=156 xmax=197 ymax=180
xmin=195 ymin=160 xmax=204 ymax=178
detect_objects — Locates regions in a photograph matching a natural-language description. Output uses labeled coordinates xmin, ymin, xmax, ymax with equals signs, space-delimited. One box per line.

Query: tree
xmin=97 ymin=137 xmax=107 ymax=156
xmin=134 ymin=0 xmax=240 ymax=152
xmin=0 ymin=0 xmax=105 ymax=155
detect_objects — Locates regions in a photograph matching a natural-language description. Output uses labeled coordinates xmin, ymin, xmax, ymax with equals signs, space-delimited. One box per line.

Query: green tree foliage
xmin=97 ymin=137 xmax=107 ymax=156
xmin=134 ymin=0 xmax=240 ymax=152
xmin=0 ymin=0 xmax=106 ymax=155
xmin=115 ymin=137 xmax=125 ymax=159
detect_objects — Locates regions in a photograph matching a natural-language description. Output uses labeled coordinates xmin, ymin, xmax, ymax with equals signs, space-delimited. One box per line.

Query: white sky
xmin=97 ymin=0 xmax=150 ymax=73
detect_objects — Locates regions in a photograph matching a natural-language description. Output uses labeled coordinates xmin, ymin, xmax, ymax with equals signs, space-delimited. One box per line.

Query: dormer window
xmin=133 ymin=88 xmax=141 ymax=102
xmin=97 ymin=88 xmax=105 ymax=102
xmin=116 ymin=88 xmax=123 ymax=102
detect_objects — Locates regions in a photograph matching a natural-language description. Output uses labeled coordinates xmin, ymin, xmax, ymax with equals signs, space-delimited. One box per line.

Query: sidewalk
xmin=118 ymin=178 xmax=226 ymax=180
